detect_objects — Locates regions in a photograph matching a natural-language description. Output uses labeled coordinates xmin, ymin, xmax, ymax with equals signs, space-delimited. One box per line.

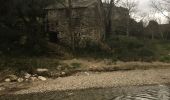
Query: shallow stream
xmin=0 ymin=84 xmax=170 ymax=100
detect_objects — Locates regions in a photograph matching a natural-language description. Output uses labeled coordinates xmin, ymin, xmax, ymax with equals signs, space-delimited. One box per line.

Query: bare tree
xmin=151 ymin=0 xmax=170 ymax=20
xmin=67 ymin=0 xmax=75 ymax=51
xmin=99 ymin=0 xmax=122 ymax=40
xmin=119 ymin=0 xmax=138 ymax=37
xmin=151 ymin=0 xmax=170 ymax=40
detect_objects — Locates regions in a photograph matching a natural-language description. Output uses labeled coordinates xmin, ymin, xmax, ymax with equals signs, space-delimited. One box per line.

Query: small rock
xmin=24 ymin=73 xmax=31 ymax=79
xmin=37 ymin=68 xmax=49 ymax=72
xmin=8 ymin=75 xmax=18 ymax=82
xmin=30 ymin=77 xmax=38 ymax=81
xmin=32 ymin=74 xmax=38 ymax=77
xmin=67 ymin=92 xmax=73 ymax=96
xmin=0 ymin=87 xmax=5 ymax=91
xmin=57 ymin=65 xmax=62 ymax=70
xmin=61 ymin=72 xmax=66 ymax=75
xmin=38 ymin=76 xmax=47 ymax=81
xmin=36 ymin=68 xmax=49 ymax=76
xmin=5 ymin=78 xmax=11 ymax=82
xmin=84 ymin=72 xmax=90 ymax=76
xmin=17 ymin=78 xmax=24 ymax=83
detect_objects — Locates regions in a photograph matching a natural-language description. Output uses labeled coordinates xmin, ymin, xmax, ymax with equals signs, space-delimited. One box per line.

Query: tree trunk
xmin=106 ymin=0 xmax=114 ymax=38
xmin=126 ymin=17 xmax=130 ymax=37
xmin=152 ymin=32 xmax=154 ymax=40
xmin=68 ymin=0 xmax=75 ymax=51
xmin=160 ymin=31 xmax=164 ymax=40
xmin=99 ymin=0 xmax=106 ymax=41
xmin=99 ymin=0 xmax=114 ymax=40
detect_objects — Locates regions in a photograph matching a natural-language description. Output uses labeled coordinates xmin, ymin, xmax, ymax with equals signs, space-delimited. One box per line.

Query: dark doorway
xmin=49 ymin=31 xmax=59 ymax=43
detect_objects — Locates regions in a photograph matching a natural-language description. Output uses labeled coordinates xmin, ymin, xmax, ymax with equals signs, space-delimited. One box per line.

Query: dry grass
xmin=60 ymin=58 xmax=170 ymax=72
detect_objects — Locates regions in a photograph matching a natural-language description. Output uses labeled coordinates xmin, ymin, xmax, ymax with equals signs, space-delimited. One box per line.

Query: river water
xmin=0 ymin=84 xmax=170 ymax=100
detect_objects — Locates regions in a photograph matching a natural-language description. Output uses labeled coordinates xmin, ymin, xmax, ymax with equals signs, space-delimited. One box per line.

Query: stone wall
xmin=111 ymin=7 xmax=130 ymax=35
xmin=47 ymin=3 xmax=104 ymax=45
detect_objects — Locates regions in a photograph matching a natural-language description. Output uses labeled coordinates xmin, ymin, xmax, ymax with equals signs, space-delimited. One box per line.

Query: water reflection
xmin=0 ymin=85 xmax=170 ymax=100
xmin=114 ymin=85 xmax=170 ymax=100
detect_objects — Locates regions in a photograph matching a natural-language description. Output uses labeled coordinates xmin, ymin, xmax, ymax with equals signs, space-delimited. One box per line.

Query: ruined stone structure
xmin=45 ymin=0 xmax=131 ymax=44
xmin=45 ymin=0 xmax=104 ymax=44
xmin=111 ymin=6 xmax=130 ymax=35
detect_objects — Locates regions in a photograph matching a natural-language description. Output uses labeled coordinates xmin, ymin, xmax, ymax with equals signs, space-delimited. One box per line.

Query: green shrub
xmin=0 ymin=57 xmax=60 ymax=73
xmin=106 ymin=36 xmax=144 ymax=49
xmin=71 ymin=63 xmax=82 ymax=68
xmin=75 ymin=40 xmax=112 ymax=58
xmin=159 ymin=55 xmax=170 ymax=62
xmin=106 ymin=36 xmax=156 ymax=61
xmin=138 ymin=47 xmax=155 ymax=57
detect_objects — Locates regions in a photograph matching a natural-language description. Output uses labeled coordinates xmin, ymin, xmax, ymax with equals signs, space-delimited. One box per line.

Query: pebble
xmin=0 ymin=87 xmax=5 ymax=91
xmin=30 ymin=77 xmax=38 ymax=81
xmin=8 ymin=75 xmax=18 ymax=82
xmin=38 ymin=76 xmax=47 ymax=81
xmin=37 ymin=68 xmax=49 ymax=72
xmin=17 ymin=78 xmax=24 ymax=83
xmin=61 ymin=72 xmax=66 ymax=75
xmin=84 ymin=72 xmax=90 ymax=76
xmin=5 ymin=78 xmax=11 ymax=82
xmin=57 ymin=65 xmax=62 ymax=70
xmin=25 ymin=73 xmax=31 ymax=79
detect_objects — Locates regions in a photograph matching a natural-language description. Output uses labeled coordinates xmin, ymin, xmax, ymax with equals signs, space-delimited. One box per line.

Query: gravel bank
xmin=11 ymin=68 xmax=170 ymax=95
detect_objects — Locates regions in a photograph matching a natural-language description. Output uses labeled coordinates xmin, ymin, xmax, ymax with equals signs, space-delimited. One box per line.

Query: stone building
xmin=111 ymin=6 xmax=130 ymax=35
xmin=45 ymin=0 xmax=104 ymax=44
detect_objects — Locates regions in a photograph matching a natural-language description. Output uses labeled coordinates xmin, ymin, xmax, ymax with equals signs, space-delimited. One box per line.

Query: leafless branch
xmin=151 ymin=0 xmax=170 ymax=20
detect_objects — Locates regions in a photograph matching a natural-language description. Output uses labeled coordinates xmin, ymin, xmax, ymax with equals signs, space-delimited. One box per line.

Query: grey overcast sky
xmin=124 ymin=0 xmax=169 ymax=24
xmin=138 ymin=0 xmax=150 ymax=12
xmin=104 ymin=0 xmax=169 ymax=23
xmin=137 ymin=0 xmax=169 ymax=24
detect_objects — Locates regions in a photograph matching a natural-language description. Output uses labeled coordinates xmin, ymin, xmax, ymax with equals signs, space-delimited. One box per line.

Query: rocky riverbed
xmin=0 ymin=68 xmax=170 ymax=100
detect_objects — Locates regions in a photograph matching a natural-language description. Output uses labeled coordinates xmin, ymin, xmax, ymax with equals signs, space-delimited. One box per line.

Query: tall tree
xmin=147 ymin=20 xmax=159 ymax=40
xmin=99 ymin=0 xmax=122 ymax=40
xmin=119 ymin=0 xmax=138 ymax=37
xmin=67 ymin=0 xmax=75 ymax=51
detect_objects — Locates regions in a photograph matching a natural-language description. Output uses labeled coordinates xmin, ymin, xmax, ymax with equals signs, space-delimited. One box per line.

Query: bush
xmin=0 ymin=57 xmax=60 ymax=74
xmin=106 ymin=36 xmax=155 ymax=61
xmin=138 ymin=47 xmax=155 ymax=61
xmin=159 ymin=55 xmax=170 ymax=62
xmin=71 ymin=63 xmax=82 ymax=68
xmin=138 ymin=48 xmax=154 ymax=57
xmin=106 ymin=36 xmax=144 ymax=49
xmin=75 ymin=40 xmax=112 ymax=58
